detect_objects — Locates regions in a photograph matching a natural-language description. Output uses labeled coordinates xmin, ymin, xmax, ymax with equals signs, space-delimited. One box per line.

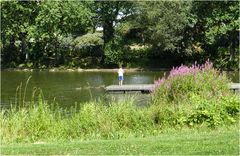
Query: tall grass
xmin=14 ymin=76 xmax=33 ymax=108
xmin=1 ymin=62 xmax=239 ymax=143
xmin=1 ymin=95 xmax=238 ymax=144
xmin=0 ymin=98 xmax=160 ymax=143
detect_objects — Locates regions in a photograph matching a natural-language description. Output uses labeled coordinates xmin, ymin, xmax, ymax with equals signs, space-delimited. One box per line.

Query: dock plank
xmin=230 ymin=83 xmax=240 ymax=91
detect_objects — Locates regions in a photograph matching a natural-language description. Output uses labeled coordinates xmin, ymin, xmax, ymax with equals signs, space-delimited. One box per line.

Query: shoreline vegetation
xmin=1 ymin=65 xmax=238 ymax=72
xmin=1 ymin=61 xmax=239 ymax=154
xmin=1 ymin=67 xmax=171 ymax=72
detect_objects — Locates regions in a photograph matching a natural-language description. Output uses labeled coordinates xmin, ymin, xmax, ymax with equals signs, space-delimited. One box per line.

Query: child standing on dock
xmin=118 ymin=66 xmax=124 ymax=86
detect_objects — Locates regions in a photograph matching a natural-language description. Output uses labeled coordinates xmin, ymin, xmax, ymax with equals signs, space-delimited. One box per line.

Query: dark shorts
xmin=118 ymin=76 xmax=124 ymax=81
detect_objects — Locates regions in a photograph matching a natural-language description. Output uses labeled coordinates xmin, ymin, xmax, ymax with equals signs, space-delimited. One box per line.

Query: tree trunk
xmin=229 ymin=31 xmax=237 ymax=61
xmin=20 ymin=33 xmax=28 ymax=62
xmin=103 ymin=18 xmax=114 ymax=45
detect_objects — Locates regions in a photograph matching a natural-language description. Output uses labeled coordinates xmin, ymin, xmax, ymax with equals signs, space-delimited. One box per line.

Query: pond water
xmin=1 ymin=70 xmax=239 ymax=109
xmin=1 ymin=71 xmax=164 ymax=109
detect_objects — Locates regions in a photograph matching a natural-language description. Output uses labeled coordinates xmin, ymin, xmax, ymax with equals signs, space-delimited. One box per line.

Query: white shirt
xmin=118 ymin=68 xmax=124 ymax=76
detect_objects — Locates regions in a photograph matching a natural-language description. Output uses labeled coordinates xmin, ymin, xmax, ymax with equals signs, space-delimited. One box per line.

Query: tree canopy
xmin=1 ymin=1 xmax=239 ymax=69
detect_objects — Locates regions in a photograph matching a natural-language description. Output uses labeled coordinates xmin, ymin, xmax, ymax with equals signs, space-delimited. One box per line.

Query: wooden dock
xmin=230 ymin=83 xmax=240 ymax=91
xmin=105 ymin=83 xmax=240 ymax=93
xmin=106 ymin=84 xmax=154 ymax=93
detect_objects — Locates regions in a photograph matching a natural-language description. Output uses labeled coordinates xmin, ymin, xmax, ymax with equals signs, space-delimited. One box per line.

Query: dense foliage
xmin=1 ymin=1 xmax=239 ymax=69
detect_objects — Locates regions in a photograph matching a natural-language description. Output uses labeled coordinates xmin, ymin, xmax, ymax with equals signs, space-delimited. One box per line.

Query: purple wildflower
xmin=152 ymin=60 xmax=213 ymax=92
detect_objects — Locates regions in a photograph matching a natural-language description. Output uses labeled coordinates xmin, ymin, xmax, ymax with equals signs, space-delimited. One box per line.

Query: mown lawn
xmin=1 ymin=126 xmax=239 ymax=155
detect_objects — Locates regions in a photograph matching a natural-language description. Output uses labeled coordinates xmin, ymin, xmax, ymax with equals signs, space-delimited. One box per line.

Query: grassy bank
xmin=1 ymin=125 xmax=239 ymax=155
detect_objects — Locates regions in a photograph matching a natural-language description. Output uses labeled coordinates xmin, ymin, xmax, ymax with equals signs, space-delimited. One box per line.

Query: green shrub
xmin=151 ymin=61 xmax=239 ymax=127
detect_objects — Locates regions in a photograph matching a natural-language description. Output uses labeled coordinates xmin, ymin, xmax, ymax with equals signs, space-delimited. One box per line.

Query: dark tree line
xmin=1 ymin=0 xmax=239 ymax=69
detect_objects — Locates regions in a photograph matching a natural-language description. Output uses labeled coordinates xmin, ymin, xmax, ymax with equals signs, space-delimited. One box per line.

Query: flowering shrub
xmin=151 ymin=60 xmax=239 ymax=128
xmin=152 ymin=60 xmax=231 ymax=104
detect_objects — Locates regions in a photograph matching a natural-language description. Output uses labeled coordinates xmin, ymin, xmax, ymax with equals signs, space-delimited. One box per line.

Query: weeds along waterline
xmin=13 ymin=76 xmax=41 ymax=109
xmin=1 ymin=93 xmax=238 ymax=143
xmin=1 ymin=97 xmax=149 ymax=143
